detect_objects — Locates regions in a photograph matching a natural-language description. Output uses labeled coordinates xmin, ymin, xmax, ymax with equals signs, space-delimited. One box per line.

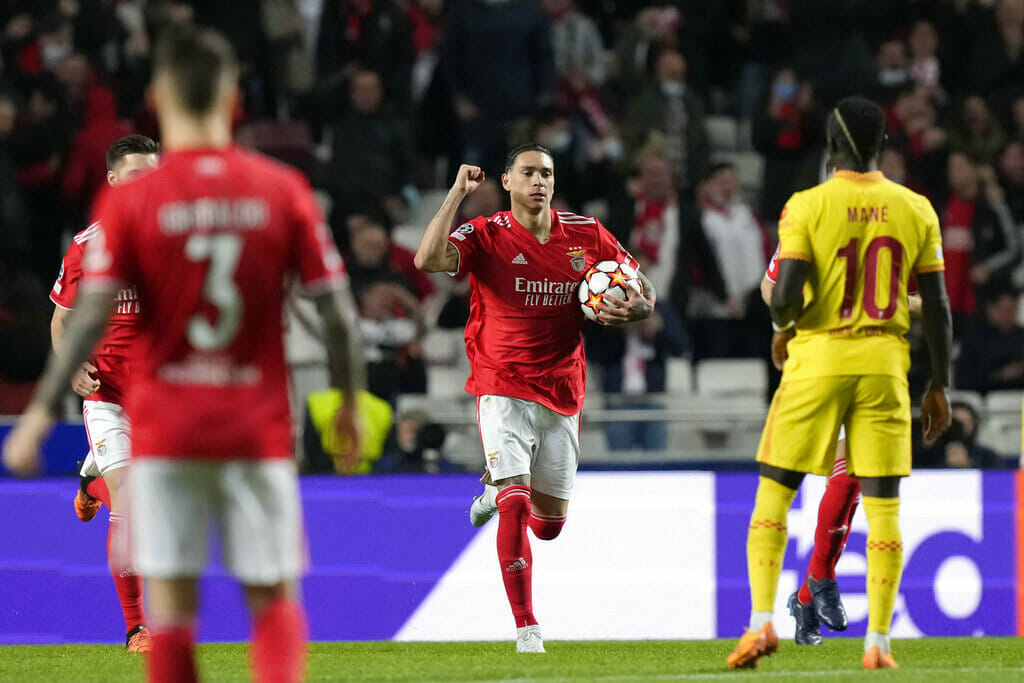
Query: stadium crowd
xmin=0 ymin=0 xmax=1023 ymax=466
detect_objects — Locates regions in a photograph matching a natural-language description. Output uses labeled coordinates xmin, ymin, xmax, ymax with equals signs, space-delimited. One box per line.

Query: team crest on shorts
xmin=95 ymin=439 xmax=107 ymax=456
xmin=566 ymin=248 xmax=587 ymax=272
xmin=487 ymin=450 xmax=499 ymax=469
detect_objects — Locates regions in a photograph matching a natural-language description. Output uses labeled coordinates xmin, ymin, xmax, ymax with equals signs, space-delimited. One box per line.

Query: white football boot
xmin=469 ymin=484 xmax=498 ymax=527
xmin=516 ymin=625 xmax=545 ymax=653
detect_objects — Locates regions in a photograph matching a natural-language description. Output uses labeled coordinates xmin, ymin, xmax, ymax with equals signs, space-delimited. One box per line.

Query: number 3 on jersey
xmin=185 ymin=234 xmax=243 ymax=350
xmin=837 ymin=236 xmax=904 ymax=320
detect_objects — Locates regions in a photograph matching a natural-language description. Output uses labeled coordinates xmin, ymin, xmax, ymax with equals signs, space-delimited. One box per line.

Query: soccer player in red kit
xmin=51 ymin=134 xmax=160 ymax=652
xmin=414 ymin=145 xmax=657 ymax=653
xmin=3 ymin=26 xmax=363 ymax=683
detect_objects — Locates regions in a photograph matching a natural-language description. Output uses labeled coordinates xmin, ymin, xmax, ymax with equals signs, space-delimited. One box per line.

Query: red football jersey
xmin=82 ymin=147 xmax=346 ymax=460
xmin=450 ymin=209 xmax=635 ymax=415
xmin=50 ymin=221 xmax=139 ymax=404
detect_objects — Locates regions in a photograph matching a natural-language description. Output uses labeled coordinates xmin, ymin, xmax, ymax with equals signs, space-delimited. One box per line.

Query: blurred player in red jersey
xmin=51 ymin=134 xmax=160 ymax=653
xmin=414 ymin=145 xmax=656 ymax=653
xmin=3 ymin=26 xmax=363 ymax=683
xmin=761 ymin=248 xmax=922 ymax=646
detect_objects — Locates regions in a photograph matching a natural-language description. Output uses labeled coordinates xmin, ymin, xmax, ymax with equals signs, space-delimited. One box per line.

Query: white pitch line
xmin=488 ymin=665 xmax=1024 ymax=683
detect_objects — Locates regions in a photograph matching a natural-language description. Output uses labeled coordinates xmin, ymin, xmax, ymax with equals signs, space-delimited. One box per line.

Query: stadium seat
xmin=978 ymin=391 xmax=1023 ymax=456
xmin=706 ymin=115 xmax=739 ymax=152
xmin=391 ymin=223 xmax=424 ymax=252
xmin=665 ymin=357 xmax=693 ymax=394
xmin=718 ymin=151 xmax=764 ymax=196
xmin=421 ymin=328 xmax=467 ymax=365
xmin=426 ymin=365 xmax=470 ymax=399
xmin=694 ymin=359 xmax=768 ymax=397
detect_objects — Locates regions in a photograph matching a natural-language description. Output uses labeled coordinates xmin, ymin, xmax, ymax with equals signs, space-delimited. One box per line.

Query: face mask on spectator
xmin=878 ymin=68 xmax=908 ymax=86
xmin=660 ymin=81 xmax=685 ymax=97
xmin=546 ymin=130 xmax=571 ymax=152
xmin=42 ymin=43 xmax=70 ymax=69
xmin=773 ymin=81 xmax=797 ymax=101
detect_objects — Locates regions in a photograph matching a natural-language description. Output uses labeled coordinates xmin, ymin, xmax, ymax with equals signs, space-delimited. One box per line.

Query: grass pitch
xmin=1 ymin=638 xmax=1022 ymax=682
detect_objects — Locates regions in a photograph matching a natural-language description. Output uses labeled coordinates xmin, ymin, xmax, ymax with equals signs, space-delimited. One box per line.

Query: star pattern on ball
xmin=609 ymin=267 xmax=631 ymax=290
xmin=585 ymin=291 xmax=603 ymax=313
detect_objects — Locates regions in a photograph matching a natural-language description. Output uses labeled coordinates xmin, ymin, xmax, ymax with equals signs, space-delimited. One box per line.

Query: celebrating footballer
xmin=415 ymin=145 xmax=656 ymax=653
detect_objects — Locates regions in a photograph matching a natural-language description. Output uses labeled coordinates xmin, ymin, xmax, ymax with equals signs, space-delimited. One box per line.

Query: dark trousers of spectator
xmin=368 ymin=356 xmax=427 ymax=404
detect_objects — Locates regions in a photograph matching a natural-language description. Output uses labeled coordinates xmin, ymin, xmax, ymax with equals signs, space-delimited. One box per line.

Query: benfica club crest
xmin=567 ymin=249 xmax=587 ymax=272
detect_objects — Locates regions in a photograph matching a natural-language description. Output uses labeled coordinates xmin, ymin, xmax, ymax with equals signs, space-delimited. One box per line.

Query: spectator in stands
xmin=316 ymin=0 xmax=415 ymax=108
xmin=625 ymin=48 xmax=708 ymax=199
xmin=347 ymin=213 xmax=435 ymax=301
xmin=61 ymin=83 xmax=132 ymax=224
xmin=626 ymin=154 xmax=681 ymax=300
xmin=956 ymin=286 xmax=1024 ymax=395
xmin=752 ymin=66 xmax=822 ymax=220
xmin=908 ymin=19 xmax=944 ymax=101
xmin=690 ymin=161 xmax=771 ymax=359
xmin=968 ymin=0 xmax=1024 ymax=96
xmin=949 ymin=95 xmax=1008 ymax=165
xmin=914 ymin=400 xmax=1011 ymax=469
xmin=998 ymin=140 xmax=1024 ymax=224
xmin=585 ymin=305 xmax=686 ymax=452
xmin=0 ymin=93 xmax=27 ymax=257
xmin=346 ymin=218 xmax=427 ymax=401
xmin=940 ymin=151 xmax=1018 ymax=333
xmin=879 ymin=147 xmax=908 ymax=186
xmin=545 ymin=0 xmax=605 ymax=91
xmin=11 ymin=75 xmax=70 ymax=281
xmin=302 ymin=388 xmax=394 ymax=474
xmin=328 ymin=68 xmax=416 ymax=231
xmin=873 ymin=39 xmax=911 ymax=105
xmin=376 ymin=409 xmax=459 ymax=473
xmin=614 ymin=7 xmax=681 ymax=97
xmin=1011 ymin=93 xmax=1024 ymax=140
xmin=0 ymin=254 xmax=49 ymax=413
xmin=440 ymin=0 xmax=555 ymax=173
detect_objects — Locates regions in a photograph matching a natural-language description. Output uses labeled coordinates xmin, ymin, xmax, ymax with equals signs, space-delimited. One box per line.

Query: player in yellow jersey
xmin=727 ymin=96 xmax=953 ymax=671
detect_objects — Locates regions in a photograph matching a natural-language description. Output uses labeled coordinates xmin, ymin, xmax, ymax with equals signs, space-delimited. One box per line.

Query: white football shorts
xmin=477 ymin=394 xmax=580 ymax=500
xmin=80 ymin=400 xmax=131 ymax=477
xmin=129 ymin=458 xmax=306 ymax=585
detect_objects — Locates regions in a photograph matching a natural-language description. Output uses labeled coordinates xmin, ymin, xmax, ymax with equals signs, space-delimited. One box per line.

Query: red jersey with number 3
xmin=82 ymin=147 xmax=346 ymax=460
xmin=50 ymin=222 xmax=139 ymax=404
xmin=450 ymin=209 xmax=636 ymax=415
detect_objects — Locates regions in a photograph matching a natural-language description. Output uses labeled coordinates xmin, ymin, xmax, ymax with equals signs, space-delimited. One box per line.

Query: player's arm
xmin=760 ymin=276 xmax=774 ymax=306
xmin=414 ymin=164 xmax=485 ymax=273
xmin=314 ymin=285 xmax=367 ymax=473
xmin=51 ymin=305 xmax=101 ymax=397
xmin=3 ymin=289 xmax=116 ymax=475
xmin=768 ymin=258 xmax=808 ymax=370
xmin=916 ymin=270 xmax=953 ymax=445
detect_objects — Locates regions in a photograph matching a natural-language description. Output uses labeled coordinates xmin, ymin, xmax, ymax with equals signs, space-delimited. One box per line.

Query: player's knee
xmin=529 ymin=513 xmax=566 ymax=540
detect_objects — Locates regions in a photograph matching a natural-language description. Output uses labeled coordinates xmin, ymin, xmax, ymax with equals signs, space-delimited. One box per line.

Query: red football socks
xmin=798 ymin=465 xmax=861 ymax=605
xmin=148 ymin=623 xmax=196 ymax=683
xmin=87 ymin=477 xmax=111 ymax=508
xmin=251 ymin=599 xmax=308 ymax=683
xmin=496 ymin=485 xmax=537 ymax=628
xmin=529 ymin=512 xmax=566 ymax=540
xmin=108 ymin=511 xmax=145 ymax=632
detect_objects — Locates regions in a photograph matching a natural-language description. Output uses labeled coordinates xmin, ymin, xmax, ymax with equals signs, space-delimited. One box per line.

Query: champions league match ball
xmin=578 ymin=259 xmax=641 ymax=321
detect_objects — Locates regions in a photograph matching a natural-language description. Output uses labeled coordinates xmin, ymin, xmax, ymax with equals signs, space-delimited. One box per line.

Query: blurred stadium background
xmin=0 ymin=0 xmax=1023 ymax=650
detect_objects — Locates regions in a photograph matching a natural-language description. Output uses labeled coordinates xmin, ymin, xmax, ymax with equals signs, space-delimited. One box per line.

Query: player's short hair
xmin=152 ymin=25 xmax=238 ymax=116
xmin=105 ymin=134 xmax=159 ymax=171
xmin=504 ymin=143 xmax=554 ymax=174
xmin=702 ymin=160 xmax=735 ymax=182
xmin=829 ymin=96 xmax=886 ymax=164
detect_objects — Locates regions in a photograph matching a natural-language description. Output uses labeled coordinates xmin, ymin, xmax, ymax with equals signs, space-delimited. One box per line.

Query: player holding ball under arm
xmin=415 ymin=144 xmax=655 ymax=653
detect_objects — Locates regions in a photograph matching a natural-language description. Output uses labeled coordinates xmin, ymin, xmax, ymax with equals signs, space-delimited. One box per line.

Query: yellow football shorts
xmin=756 ymin=374 xmax=911 ymax=478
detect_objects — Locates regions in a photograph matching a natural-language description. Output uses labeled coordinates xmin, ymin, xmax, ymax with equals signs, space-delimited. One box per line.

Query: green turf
xmin=1 ymin=638 xmax=1022 ymax=682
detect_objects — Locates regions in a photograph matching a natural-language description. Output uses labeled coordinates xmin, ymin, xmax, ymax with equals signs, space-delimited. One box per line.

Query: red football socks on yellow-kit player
xmin=496 ymin=485 xmax=538 ymax=628
xmin=797 ymin=466 xmax=860 ymax=604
